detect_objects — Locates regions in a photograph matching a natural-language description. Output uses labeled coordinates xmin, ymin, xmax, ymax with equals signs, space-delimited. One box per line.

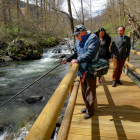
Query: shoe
xmin=83 ymin=113 xmax=93 ymax=119
xmin=116 ymin=80 xmax=122 ymax=85
xmin=81 ymin=108 xmax=86 ymax=113
xmin=112 ymin=80 xmax=116 ymax=87
xmin=98 ymin=79 xmax=101 ymax=84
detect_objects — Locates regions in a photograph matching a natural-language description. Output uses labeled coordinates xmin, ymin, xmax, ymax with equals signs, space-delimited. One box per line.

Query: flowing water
xmin=0 ymin=44 xmax=72 ymax=139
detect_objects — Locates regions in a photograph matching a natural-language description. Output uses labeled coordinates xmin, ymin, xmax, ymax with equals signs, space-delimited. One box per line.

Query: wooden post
xmin=25 ymin=63 xmax=79 ymax=140
xmin=130 ymin=50 xmax=140 ymax=56
xmin=57 ymin=76 xmax=80 ymax=140
xmin=125 ymin=32 xmax=131 ymax=75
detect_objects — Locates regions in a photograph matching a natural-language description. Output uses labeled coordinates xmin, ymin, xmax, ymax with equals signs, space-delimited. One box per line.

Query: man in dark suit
xmin=111 ymin=26 xmax=131 ymax=87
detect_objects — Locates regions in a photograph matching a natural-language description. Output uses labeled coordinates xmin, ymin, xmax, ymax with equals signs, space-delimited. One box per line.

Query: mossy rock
xmin=0 ymin=41 xmax=8 ymax=49
xmin=7 ymin=39 xmax=43 ymax=60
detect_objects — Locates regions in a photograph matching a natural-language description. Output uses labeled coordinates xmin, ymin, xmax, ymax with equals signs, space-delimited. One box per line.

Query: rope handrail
xmin=25 ymin=63 xmax=79 ymax=140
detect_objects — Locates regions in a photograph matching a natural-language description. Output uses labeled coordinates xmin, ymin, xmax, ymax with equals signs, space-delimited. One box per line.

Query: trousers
xmin=81 ymin=75 xmax=96 ymax=115
xmin=112 ymin=55 xmax=126 ymax=81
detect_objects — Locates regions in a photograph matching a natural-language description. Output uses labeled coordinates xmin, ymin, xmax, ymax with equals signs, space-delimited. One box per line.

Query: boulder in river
xmin=25 ymin=96 xmax=43 ymax=103
xmin=52 ymin=54 xmax=66 ymax=59
xmin=51 ymin=48 xmax=61 ymax=53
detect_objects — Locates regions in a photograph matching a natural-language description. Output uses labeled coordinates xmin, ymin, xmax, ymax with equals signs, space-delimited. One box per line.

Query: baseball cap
xmin=72 ymin=24 xmax=86 ymax=36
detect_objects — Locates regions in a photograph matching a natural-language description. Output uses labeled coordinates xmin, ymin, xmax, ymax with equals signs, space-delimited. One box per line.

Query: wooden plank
xmin=69 ymin=127 xmax=140 ymax=139
xmin=67 ymin=134 xmax=123 ymax=140
xmin=70 ymin=121 xmax=140 ymax=133
xmin=68 ymin=61 xmax=140 ymax=140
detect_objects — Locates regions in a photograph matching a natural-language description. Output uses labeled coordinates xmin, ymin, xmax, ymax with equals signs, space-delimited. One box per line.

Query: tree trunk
xmin=8 ymin=0 xmax=12 ymax=30
xmin=81 ymin=0 xmax=84 ymax=25
xmin=2 ymin=0 xmax=7 ymax=34
xmin=67 ymin=0 xmax=75 ymax=44
xmin=49 ymin=0 xmax=51 ymax=13
xmin=26 ymin=0 xmax=29 ymax=18
xmin=41 ymin=0 xmax=43 ymax=30
xmin=16 ymin=0 xmax=20 ymax=34
xmin=90 ymin=0 xmax=92 ymax=32
xmin=44 ymin=0 xmax=46 ymax=30
xmin=36 ymin=0 xmax=38 ymax=27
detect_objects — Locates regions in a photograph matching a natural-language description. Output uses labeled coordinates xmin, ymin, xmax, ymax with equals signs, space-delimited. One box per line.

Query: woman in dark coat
xmin=95 ymin=28 xmax=111 ymax=84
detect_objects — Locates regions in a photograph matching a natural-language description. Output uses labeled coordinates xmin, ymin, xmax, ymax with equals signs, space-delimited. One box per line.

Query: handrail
xmin=125 ymin=32 xmax=140 ymax=75
xmin=25 ymin=63 xmax=79 ymax=140
xmin=130 ymin=50 xmax=140 ymax=56
xmin=125 ymin=61 xmax=140 ymax=75
xmin=57 ymin=76 xmax=80 ymax=140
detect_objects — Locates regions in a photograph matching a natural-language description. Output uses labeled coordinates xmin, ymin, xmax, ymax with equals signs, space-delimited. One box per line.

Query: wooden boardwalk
xmin=67 ymin=61 xmax=140 ymax=140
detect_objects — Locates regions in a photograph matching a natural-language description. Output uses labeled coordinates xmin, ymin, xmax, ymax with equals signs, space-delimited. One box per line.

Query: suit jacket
xmin=111 ymin=35 xmax=131 ymax=59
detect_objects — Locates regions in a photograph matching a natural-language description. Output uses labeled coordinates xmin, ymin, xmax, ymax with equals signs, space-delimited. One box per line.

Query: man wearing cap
xmin=62 ymin=24 xmax=100 ymax=119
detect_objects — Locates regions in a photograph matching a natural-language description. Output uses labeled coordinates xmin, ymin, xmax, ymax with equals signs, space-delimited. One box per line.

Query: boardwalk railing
xmin=25 ymin=63 xmax=79 ymax=140
xmin=124 ymin=32 xmax=140 ymax=75
xmin=24 ymin=32 xmax=140 ymax=140
xmin=125 ymin=49 xmax=140 ymax=75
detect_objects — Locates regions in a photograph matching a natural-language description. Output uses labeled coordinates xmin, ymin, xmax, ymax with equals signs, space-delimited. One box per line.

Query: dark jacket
xmin=67 ymin=33 xmax=100 ymax=77
xmin=99 ymin=34 xmax=111 ymax=59
xmin=111 ymin=35 xmax=131 ymax=59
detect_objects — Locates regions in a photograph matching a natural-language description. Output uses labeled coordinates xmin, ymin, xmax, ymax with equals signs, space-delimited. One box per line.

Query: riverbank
xmin=0 ymin=36 xmax=59 ymax=63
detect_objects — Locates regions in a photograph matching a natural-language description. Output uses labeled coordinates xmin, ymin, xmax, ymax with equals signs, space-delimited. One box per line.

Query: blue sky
xmin=20 ymin=0 xmax=107 ymax=18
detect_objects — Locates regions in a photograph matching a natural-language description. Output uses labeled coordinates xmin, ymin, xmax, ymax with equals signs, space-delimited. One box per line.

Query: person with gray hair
xmin=62 ymin=24 xmax=100 ymax=119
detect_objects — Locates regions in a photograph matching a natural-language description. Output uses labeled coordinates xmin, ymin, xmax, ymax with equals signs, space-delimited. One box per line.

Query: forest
xmin=0 ymin=0 xmax=140 ymax=61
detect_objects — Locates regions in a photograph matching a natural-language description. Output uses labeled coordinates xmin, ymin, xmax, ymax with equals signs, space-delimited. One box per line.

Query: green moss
xmin=137 ymin=44 xmax=140 ymax=49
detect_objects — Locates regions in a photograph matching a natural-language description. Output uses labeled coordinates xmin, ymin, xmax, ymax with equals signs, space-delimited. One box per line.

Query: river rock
xmin=4 ymin=56 xmax=13 ymax=61
xmin=25 ymin=96 xmax=43 ymax=103
xmin=52 ymin=54 xmax=66 ymax=59
xmin=51 ymin=48 xmax=61 ymax=53
xmin=0 ymin=127 xmax=4 ymax=133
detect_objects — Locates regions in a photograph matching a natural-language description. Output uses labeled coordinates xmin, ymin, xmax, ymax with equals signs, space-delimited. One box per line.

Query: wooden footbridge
xmin=25 ymin=50 xmax=140 ymax=140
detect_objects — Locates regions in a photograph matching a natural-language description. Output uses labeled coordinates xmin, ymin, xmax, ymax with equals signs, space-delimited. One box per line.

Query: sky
xmin=63 ymin=0 xmax=108 ymax=18
xmin=20 ymin=0 xmax=108 ymax=18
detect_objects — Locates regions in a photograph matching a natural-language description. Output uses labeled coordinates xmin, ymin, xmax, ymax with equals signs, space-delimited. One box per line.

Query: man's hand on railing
xmin=61 ymin=58 xmax=67 ymax=64
xmin=71 ymin=59 xmax=78 ymax=65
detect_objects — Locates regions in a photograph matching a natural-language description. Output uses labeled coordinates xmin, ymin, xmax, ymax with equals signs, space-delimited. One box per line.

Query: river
xmin=0 ymin=44 xmax=72 ymax=139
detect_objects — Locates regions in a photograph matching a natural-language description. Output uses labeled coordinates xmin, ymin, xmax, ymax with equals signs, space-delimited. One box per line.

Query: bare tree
xmin=16 ymin=0 xmax=20 ymax=34
xmin=118 ymin=0 xmax=140 ymax=39
xmin=67 ymin=0 xmax=75 ymax=43
xmin=81 ymin=0 xmax=84 ymax=25
xmin=36 ymin=0 xmax=39 ymax=27
xmin=2 ymin=0 xmax=7 ymax=33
